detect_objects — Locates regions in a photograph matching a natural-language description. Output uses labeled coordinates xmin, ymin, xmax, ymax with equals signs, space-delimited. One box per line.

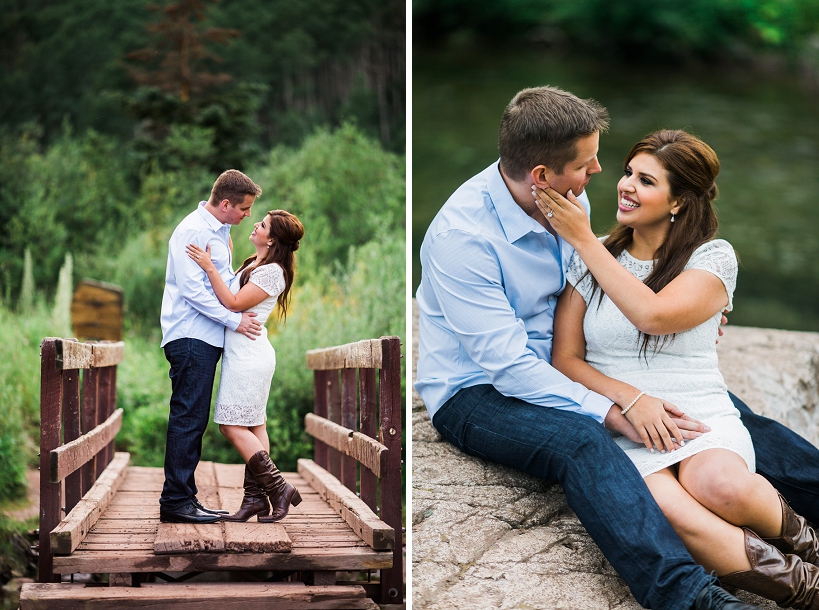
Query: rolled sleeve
xmin=425 ymin=230 xmax=612 ymax=423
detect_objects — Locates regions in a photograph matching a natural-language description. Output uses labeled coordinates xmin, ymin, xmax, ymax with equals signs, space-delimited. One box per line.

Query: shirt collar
xmin=488 ymin=162 xmax=547 ymax=243
xmin=197 ymin=200 xmax=230 ymax=232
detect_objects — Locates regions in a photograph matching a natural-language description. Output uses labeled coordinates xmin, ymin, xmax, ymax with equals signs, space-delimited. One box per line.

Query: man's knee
xmin=563 ymin=416 xmax=618 ymax=459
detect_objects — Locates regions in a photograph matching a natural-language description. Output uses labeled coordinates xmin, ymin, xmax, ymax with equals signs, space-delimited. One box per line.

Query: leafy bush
xmin=0 ymin=302 xmax=60 ymax=501
xmin=414 ymin=0 xmax=819 ymax=60
xmin=252 ymin=123 xmax=405 ymax=274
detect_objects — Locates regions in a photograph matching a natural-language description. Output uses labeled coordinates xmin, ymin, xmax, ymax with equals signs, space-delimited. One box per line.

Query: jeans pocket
xmin=165 ymin=339 xmax=193 ymax=387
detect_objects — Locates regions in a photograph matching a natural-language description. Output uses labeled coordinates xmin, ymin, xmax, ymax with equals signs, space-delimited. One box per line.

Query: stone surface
xmin=411 ymin=300 xmax=819 ymax=609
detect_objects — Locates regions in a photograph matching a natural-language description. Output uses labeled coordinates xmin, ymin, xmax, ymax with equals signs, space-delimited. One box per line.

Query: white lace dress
xmin=214 ymin=263 xmax=285 ymax=427
xmin=566 ymin=239 xmax=755 ymax=477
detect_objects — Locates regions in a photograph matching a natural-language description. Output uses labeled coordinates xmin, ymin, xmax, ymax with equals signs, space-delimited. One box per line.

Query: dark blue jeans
xmin=433 ymin=384 xmax=710 ymax=610
xmin=160 ymin=338 xmax=222 ymax=511
xmin=731 ymin=392 xmax=819 ymax=524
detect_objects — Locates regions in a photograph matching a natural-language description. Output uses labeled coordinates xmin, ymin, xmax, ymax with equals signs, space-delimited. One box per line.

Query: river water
xmin=413 ymin=46 xmax=819 ymax=331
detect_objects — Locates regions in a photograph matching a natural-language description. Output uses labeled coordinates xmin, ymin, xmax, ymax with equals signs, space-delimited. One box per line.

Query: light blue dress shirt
xmin=415 ymin=162 xmax=613 ymax=424
xmin=160 ymin=201 xmax=242 ymax=348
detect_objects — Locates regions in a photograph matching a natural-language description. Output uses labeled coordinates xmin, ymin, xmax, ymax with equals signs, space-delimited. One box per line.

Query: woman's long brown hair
xmin=588 ymin=130 xmax=721 ymax=357
xmin=236 ymin=209 xmax=304 ymax=321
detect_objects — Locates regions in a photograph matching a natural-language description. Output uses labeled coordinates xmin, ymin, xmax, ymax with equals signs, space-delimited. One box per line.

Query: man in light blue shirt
xmin=415 ymin=163 xmax=613 ymax=424
xmin=415 ymin=86 xmax=765 ymax=610
xmin=159 ymin=169 xmax=263 ymax=524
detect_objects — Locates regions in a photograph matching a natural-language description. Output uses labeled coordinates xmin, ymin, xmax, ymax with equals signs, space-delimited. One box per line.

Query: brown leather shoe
xmin=763 ymin=493 xmax=819 ymax=567
xmin=721 ymin=528 xmax=819 ymax=610
xmin=247 ymin=450 xmax=302 ymax=523
xmin=221 ymin=464 xmax=271 ymax=522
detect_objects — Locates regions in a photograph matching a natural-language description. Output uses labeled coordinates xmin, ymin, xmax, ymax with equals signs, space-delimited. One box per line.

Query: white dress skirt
xmin=566 ymin=239 xmax=755 ymax=478
xmin=214 ymin=263 xmax=285 ymax=427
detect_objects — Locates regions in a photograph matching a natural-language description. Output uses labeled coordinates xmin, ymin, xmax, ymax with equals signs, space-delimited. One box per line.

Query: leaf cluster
xmin=414 ymin=0 xmax=819 ymax=61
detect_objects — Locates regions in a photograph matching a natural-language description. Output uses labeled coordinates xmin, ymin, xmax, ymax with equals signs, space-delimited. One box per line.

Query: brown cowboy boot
xmin=221 ymin=464 xmax=271 ymax=522
xmin=763 ymin=493 xmax=819 ymax=567
xmin=247 ymin=450 xmax=302 ymax=523
xmin=721 ymin=528 xmax=819 ymax=610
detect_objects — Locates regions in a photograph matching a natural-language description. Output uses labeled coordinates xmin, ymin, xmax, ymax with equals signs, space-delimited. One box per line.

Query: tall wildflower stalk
xmin=52 ymin=253 xmax=73 ymax=337
xmin=18 ymin=249 xmax=34 ymax=312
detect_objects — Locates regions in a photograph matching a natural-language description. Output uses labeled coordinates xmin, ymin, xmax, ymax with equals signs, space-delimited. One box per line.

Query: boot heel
xmin=290 ymin=489 xmax=302 ymax=506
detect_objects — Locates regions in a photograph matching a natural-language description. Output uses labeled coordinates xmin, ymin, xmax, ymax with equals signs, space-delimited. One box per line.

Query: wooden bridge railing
xmin=302 ymin=335 xmax=403 ymax=604
xmin=38 ymin=338 xmax=126 ymax=583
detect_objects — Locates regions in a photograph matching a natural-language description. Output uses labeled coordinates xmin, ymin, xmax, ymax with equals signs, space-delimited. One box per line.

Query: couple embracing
xmin=416 ymin=87 xmax=819 ymax=610
xmin=158 ymin=169 xmax=305 ymax=525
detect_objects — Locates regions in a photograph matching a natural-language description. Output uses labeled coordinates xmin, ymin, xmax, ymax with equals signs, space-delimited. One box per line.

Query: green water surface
xmin=413 ymin=46 xmax=819 ymax=331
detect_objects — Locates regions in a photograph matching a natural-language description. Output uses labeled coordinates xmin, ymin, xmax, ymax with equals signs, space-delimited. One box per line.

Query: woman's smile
xmin=619 ymin=195 xmax=640 ymax=212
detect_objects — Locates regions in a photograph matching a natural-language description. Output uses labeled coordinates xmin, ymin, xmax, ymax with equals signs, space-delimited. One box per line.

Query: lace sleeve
xmin=249 ymin=263 xmax=286 ymax=297
xmin=685 ymin=239 xmax=738 ymax=311
xmin=565 ymin=251 xmax=594 ymax=305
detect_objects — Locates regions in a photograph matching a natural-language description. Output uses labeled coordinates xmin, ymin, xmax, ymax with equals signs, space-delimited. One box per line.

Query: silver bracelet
xmin=621 ymin=391 xmax=645 ymax=416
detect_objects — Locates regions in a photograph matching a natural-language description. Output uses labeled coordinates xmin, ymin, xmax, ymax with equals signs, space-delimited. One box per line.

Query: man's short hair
xmin=210 ymin=169 xmax=262 ymax=206
xmin=498 ymin=86 xmax=609 ymax=181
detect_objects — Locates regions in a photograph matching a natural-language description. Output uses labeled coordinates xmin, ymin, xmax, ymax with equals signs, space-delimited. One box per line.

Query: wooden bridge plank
xmin=83 ymin=533 xmax=155 ymax=543
xmin=50 ymin=452 xmax=130 ymax=555
xmin=304 ymin=414 xmax=387 ymax=478
xmin=223 ymin=522 xmax=291 ymax=553
xmin=213 ymin=462 xmax=244 ymax=487
xmin=53 ymin=463 xmax=393 ymax=576
xmin=20 ymin=582 xmax=379 ymax=609
xmin=50 ymin=409 xmax=123 ymax=482
xmin=153 ymin=523 xmax=224 ymax=554
xmin=199 ymin=488 xmax=222 ymax=513
xmin=194 ymin=461 xmax=218 ymax=487
xmin=297 ymin=459 xmax=394 ymax=550
xmin=52 ymin=545 xmax=393 ymax=573
xmin=306 ymin=338 xmax=383 ymax=370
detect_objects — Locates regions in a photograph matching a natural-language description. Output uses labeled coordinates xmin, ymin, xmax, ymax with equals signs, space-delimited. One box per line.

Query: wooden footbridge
xmin=21 ymin=336 xmax=404 ymax=609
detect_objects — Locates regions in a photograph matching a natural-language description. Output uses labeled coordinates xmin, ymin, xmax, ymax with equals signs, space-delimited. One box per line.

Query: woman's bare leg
xmin=219 ymin=424 xmax=265 ymax=462
xmin=249 ymin=423 xmax=270 ymax=454
xmin=677 ymin=449 xmax=782 ymax=538
xmin=645 ymin=467 xmax=752 ymax=575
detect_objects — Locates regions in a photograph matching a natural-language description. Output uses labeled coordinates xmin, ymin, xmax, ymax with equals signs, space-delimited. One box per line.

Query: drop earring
xmin=670 ymin=213 xmax=676 ymax=223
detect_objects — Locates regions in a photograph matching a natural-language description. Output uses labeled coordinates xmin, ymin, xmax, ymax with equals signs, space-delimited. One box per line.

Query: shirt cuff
xmin=581 ymin=392 xmax=615 ymax=424
xmin=225 ymin=311 xmax=242 ymax=331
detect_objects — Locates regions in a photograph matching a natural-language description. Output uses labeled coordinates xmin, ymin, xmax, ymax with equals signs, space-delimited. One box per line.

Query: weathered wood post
xmin=37 ymin=338 xmax=126 ymax=583
xmin=378 ymin=336 xmax=403 ymax=604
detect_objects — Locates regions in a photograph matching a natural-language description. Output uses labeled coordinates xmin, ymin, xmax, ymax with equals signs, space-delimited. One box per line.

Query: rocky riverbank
xmin=412 ymin=300 xmax=819 ymax=609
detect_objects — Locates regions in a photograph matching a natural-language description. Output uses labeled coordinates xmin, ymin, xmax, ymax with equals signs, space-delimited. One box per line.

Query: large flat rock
xmin=412 ymin=300 xmax=819 ymax=609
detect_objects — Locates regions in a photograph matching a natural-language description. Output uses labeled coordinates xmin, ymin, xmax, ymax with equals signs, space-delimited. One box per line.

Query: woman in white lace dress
xmin=534 ymin=130 xmax=819 ymax=609
xmin=186 ymin=209 xmax=305 ymax=523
